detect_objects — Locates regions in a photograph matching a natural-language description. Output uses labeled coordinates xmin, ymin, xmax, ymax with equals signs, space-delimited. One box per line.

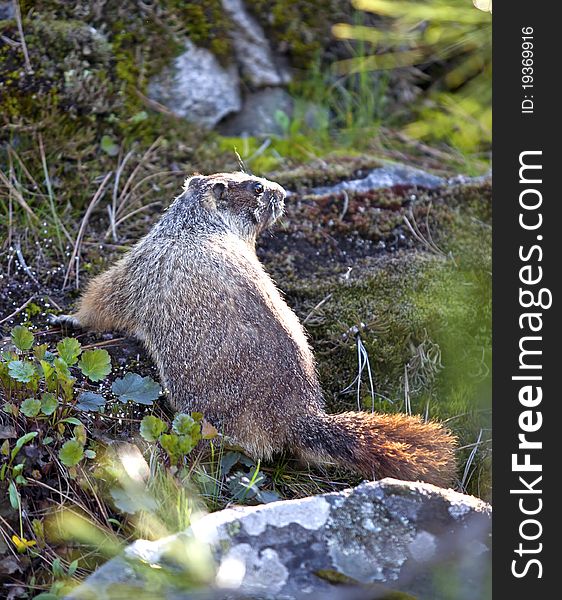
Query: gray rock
xmin=310 ymin=163 xmax=492 ymax=197
xmin=147 ymin=40 xmax=241 ymax=129
xmin=219 ymin=87 xmax=294 ymax=136
xmin=0 ymin=1 xmax=14 ymax=20
xmin=312 ymin=164 xmax=446 ymax=196
xmin=221 ymin=0 xmax=291 ymax=88
xmin=69 ymin=479 xmax=491 ymax=600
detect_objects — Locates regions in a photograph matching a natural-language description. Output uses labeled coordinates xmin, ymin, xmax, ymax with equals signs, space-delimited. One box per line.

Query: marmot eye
xmin=253 ymin=182 xmax=264 ymax=196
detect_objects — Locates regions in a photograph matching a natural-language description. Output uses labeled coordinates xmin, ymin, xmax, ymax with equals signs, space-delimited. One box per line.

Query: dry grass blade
xmin=302 ymin=293 xmax=332 ymax=325
xmin=403 ymin=364 xmax=411 ymax=415
xmin=38 ymin=133 xmax=73 ymax=247
xmin=117 ymin=138 xmax=163 ymax=215
xmin=339 ymin=190 xmax=349 ymax=222
xmin=104 ymin=138 xmax=165 ymax=240
xmin=14 ymin=0 xmax=32 ymax=73
xmin=403 ymin=205 xmax=456 ymax=264
xmin=460 ymin=428 xmax=483 ymax=491
xmin=0 ymin=169 xmax=38 ymax=221
xmin=63 ymin=172 xmax=113 ymax=290
xmin=111 ymin=200 xmax=163 ymax=231
xmin=0 ymin=294 xmax=36 ymax=325
xmin=340 ymin=329 xmax=378 ymax=412
xmin=109 ymin=149 xmax=135 ymax=241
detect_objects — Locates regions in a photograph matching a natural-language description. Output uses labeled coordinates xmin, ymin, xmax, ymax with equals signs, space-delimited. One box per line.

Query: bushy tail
xmin=295 ymin=411 xmax=457 ymax=488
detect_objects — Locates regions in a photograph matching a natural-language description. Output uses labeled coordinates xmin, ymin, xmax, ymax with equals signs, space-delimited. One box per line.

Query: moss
xmin=268 ymin=155 xmax=383 ymax=190
xmin=247 ymin=0 xmax=351 ymax=69
xmin=0 ymin=18 xmax=117 ymax=123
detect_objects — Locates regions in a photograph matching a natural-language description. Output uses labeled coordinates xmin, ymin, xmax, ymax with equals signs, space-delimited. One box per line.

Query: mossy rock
xmin=0 ymin=17 xmax=117 ymax=122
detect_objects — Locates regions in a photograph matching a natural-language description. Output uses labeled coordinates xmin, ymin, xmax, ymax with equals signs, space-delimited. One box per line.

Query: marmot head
xmin=184 ymin=172 xmax=286 ymax=241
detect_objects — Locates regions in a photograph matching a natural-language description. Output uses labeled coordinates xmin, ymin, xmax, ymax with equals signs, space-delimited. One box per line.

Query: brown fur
xmin=63 ymin=172 xmax=457 ymax=487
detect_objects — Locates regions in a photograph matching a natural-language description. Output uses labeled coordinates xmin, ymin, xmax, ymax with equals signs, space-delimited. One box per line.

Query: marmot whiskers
xmin=59 ymin=172 xmax=456 ymax=487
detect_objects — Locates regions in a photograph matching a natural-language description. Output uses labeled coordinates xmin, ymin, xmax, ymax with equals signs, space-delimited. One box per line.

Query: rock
xmin=69 ymin=479 xmax=491 ymax=600
xmin=309 ymin=164 xmax=492 ymax=196
xmin=0 ymin=1 xmax=14 ymax=20
xmin=147 ymin=40 xmax=241 ymax=129
xmin=311 ymin=163 xmax=447 ymax=196
xmin=221 ymin=0 xmax=291 ymax=87
xmin=219 ymin=87 xmax=293 ymax=136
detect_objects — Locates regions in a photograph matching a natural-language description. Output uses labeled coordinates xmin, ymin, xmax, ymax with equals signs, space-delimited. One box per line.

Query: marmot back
xmin=61 ymin=172 xmax=456 ymax=487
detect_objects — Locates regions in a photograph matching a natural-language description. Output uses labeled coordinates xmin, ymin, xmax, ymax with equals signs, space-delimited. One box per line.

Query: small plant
xmin=0 ymin=326 xmax=163 ymax=566
xmin=0 ymin=327 xmax=111 ymax=480
xmin=140 ymin=412 xmax=216 ymax=465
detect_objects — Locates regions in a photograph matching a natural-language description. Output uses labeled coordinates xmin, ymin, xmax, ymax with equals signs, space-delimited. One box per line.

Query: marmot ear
xmin=185 ymin=175 xmax=204 ymax=191
xmin=212 ymin=181 xmax=227 ymax=202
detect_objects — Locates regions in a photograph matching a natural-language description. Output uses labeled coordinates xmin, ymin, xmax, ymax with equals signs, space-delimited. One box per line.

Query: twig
xmin=339 ymin=190 xmax=349 ymax=222
xmin=79 ymin=337 xmax=126 ymax=350
xmin=302 ymin=293 xmax=332 ymax=325
xmin=14 ymin=0 xmax=32 ymax=74
xmin=0 ymin=294 xmax=36 ymax=325
xmin=14 ymin=240 xmax=39 ymax=284
xmin=0 ymin=168 xmax=37 ymax=220
xmin=44 ymin=295 xmax=62 ymax=311
xmin=135 ymin=88 xmax=177 ymax=117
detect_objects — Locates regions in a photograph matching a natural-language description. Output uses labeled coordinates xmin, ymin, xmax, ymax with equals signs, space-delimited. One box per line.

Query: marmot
xmin=59 ymin=172 xmax=456 ymax=487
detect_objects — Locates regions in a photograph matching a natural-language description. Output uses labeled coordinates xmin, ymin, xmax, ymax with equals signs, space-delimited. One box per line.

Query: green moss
xmin=247 ymin=0 xmax=351 ymax=69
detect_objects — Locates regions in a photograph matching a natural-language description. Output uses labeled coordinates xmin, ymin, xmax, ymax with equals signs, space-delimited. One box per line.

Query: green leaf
xmin=172 ymin=413 xmax=199 ymax=437
xmin=159 ymin=433 xmax=180 ymax=461
xmin=11 ymin=326 xmax=34 ymax=351
xmin=56 ymin=338 xmax=82 ymax=366
xmin=8 ymin=360 xmax=35 ymax=383
xmin=177 ymin=434 xmax=197 ymax=455
xmin=33 ymin=343 xmax=49 ymax=361
xmin=40 ymin=359 xmax=54 ymax=379
xmin=129 ymin=110 xmax=148 ymax=124
xmin=8 ymin=481 xmax=19 ymax=510
xmin=111 ymin=372 xmax=161 ymax=405
xmin=68 ymin=559 xmax=79 ymax=577
xmin=54 ymin=357 xmax=72 ymax=380
xmin=20 ymin=398 xmax=41 ymax=418
xmin=79 ymin=349 xmax=111 ymax=382
xmin=11 ymin=431 xmax=38 ymax=460
xmin=139 ymin=415 xmax=168 ymax=442
xmin=60 ymin=417 xmax=82 ymax=426
xmin=74 ymin=424 xmax=87 ymax=445
xmin=51 ymin=557 xmax=64 ymax=578
xmin=76 ymin=391 xmax=106 ymax=412
xmin=100 ymin=135 xmax=119 ymax=156
xmin=43 ymin=351 xmax=56 ymax=364
xmin=110 ymin=486 xmax=157 ymax=514
xmin=220 ymin=451 xmax=242 ymax=476
xmin=58 ymin=439 xmax=84 ymax=467
xmin=40 ymin=392 xmax=58 ymax=416
xmin=84 ymin=449 xmax=96 ymax=459
xmin=43 ymin=436 xmax=54 ymax=445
